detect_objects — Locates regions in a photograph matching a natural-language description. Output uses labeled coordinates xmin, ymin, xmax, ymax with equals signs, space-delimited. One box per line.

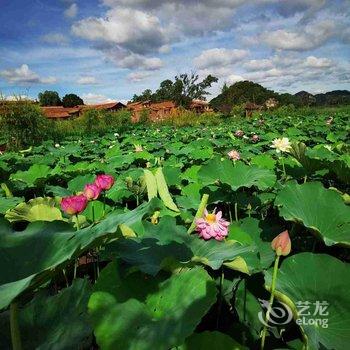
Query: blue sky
xmin=0 ymin=0 xmax=349 ymax=103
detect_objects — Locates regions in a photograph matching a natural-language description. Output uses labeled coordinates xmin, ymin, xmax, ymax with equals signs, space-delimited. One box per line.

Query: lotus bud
xmin=95 ymin=174 xmax=115 ymax=190
xmin=61 ymin=195 xmax=88 ymax=215
xmin=271 ymin=230 xmax=291 ymax=256
xmin=84 ymin=183 xmax=101 ymax=201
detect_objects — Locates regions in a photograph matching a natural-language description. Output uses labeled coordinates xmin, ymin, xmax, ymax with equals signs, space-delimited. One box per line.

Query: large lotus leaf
xmin=179 ymin=331 xmax=247 ymax=350
xmin=111 ymin=216 xmax=256 ymax=275
xmin=0 ymin=279 xmax=92 ymax=350
xmin=0 ymin=196 xmax=24 ymax=214
xmin=229 ymin=217 xmax=276 ymax=270
xmin=89 ymin=265 xmax=217 ymax=350
xmin=5 ymin=197 xmax=63 ymax=223
xmin=199 ymin=158 xmax=276 ymax=190
xmin=0 ymin=199 xmax=161 ymax=309
xmin=265 ymin=253 xmax=350 ymax=350
xmin=275 ymin=181 xmax=350 ymax=246
xmin=68 ymin=174 xmax=95 ymax=193
xmin=10 ymin=164 xmax=51 ymax=186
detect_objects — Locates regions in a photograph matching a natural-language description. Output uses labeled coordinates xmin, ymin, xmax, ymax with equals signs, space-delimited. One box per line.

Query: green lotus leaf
xmin=199 ymin=158 xmax=276 ymax=191
xmin=0 ymin=196 xmax=24 ymax=214
xmin=89 ymin=263 xmax=216 ymax=350
xmin=0 ymin=279 xmax=92 ymax=350
xmin=10 ymin=164 xmax=51 ymax=186
xmin=0 ymin=199 xmax=161 ymax=309
xmin=5 ymin=197 xmax=63 ymax=223
xmin=275 ymin=181 xmax=350 ymax=246
xmin=179 ymin=331 xmax=247 ymax=349
xmin=112 ymin=216 xmax=256 ymax=275
xmin=265 ymin=253 xmax=350 ymax=350
xmin=68 ymin=174 xmax=95 ymax=193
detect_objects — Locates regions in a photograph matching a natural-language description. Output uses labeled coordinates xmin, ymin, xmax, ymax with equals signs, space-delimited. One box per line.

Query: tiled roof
xmin=82 ymin=102 xmax=125 ymax=110
xmin=42 ymin=106 xmax=81 ymax=119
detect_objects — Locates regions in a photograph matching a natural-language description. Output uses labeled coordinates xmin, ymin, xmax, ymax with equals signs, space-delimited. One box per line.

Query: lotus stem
xmin=234 ymin=202 xmax=239 ymax=222
xmin=261 ymin=255 xmax=280 ymax=350
xmin=187 ymin=193 xmax=209 ymax=234
xmin=216 ymin=267 xmax=225 ymax=329
xmin=280 ymin=157 xmax=286 ymax=178
xmin=10 ymin=302 xmax=22 ymax=350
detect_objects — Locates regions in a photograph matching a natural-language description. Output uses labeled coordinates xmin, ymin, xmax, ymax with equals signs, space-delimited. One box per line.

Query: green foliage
xmin=0 ymin=106 xmax=349 ymax=350
xmin=38 ymin=90 xmax=61 ymax=106
xmin=132 ymin=73 xmax=218 ymax=108
xmin=0 ymin=101 xmax=54 ymax=150
xmin=62 ymin=93 xmax=84 ymax=107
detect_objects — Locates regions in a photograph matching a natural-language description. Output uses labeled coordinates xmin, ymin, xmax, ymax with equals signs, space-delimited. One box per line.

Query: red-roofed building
xmin=42 ymin=101 xmax=126 ymax=120
xmin=41 ymin=106 xmax=81 ymax=120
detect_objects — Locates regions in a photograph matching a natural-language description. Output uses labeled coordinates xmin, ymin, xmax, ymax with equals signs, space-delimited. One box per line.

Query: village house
xmin=42 ymin=101 xmax=126 ymax=120
xmin=127 ymin=99 xmax=212 ymax=122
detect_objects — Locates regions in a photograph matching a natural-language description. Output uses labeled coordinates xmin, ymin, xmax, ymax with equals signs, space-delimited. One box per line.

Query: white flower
xmin=271 ymin=137 xmax=292 ymax=153
xmin=114 ymin=132 xmax=119 ymax=137
xmin=134 ymin=144 xmax=143 ymax=152
xmin=55 ymin=143 xmax=60 ymax=148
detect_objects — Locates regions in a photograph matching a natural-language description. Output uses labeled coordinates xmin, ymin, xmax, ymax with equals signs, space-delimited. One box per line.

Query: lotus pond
xmin=0 ymin=109 xmax=349 ymax=350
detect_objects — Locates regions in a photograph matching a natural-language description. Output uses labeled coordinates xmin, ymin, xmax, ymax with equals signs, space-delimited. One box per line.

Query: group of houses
xmin=41 ymin=99 xmax=213 ymax=122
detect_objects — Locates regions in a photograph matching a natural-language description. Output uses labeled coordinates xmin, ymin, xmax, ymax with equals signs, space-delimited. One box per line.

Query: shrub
xmin=0 ymin=101 xmax=54 ymax=150
xmin=138 ymin=108 xmax=150 ymax=125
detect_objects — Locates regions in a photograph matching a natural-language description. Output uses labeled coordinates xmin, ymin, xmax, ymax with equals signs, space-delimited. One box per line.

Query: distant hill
xmin=314 ymin=90 xmax=350 ymax=106
xmin=210 ymin=81 xmax=298 ymax=113
xmin=210 ymin=81 xmax=350 ymax=113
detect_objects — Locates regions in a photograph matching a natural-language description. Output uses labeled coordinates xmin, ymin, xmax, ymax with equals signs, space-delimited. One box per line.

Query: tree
xmin=38 ymin=91 xmax=61 ymax=106
xmin=62 ymin=94 xmax=84 ymax=107
xmin=131 ymin=73 xmax=218 ymax=108
xmin=132 ymin=89 xmax=153 ymax=102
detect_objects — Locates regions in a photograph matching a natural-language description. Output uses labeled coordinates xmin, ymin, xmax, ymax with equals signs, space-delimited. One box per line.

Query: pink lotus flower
xmin=235 ymin=130 xmax=244 ymax=138
xmin=95 ymin=174 xmax=115 ymax=190
xmin=195 ymin=209 xmax=230 ymax=241
xmin=227 ymin=149 xmax=240 ymax=161
xmin=271 ymin=230 xmax=291 ymax=256
xmin=84 ymin=183 xmax=101 ymax=200
xmin=61 ymin=195 xmax=88 ymax=215
xmin=251 ymin=134 xmax=260 ymax=143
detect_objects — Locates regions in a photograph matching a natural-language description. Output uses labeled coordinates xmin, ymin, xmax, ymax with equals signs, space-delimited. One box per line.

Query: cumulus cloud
xmin=262 ymin=20 xmax=336 ymax=51
xmin=118 ymin=54 xmax=163 ymax=70
xmin=243 ymin=59 xmax=274 ymax=71
xmin=194 ymin=48 xmax=249 ymax=69
xmin=0 ymin=65 xmax=57 ymax=85
xmin=40 ymin=33 xmax=69 ymax=45
xmin=127 ymin=71 xmax=152 ymax=82
xmin=77 ymin=76 xmax=97 ymax=84
xmin=72 ymin=8 xmax=166 ymax=54
xmin=304 ymin=56 xmax=332 ymax=68
xmin=64 ymin=3 xmax=78 ymax=18
xmin=82 ymin=93 xmax=116 ymax=104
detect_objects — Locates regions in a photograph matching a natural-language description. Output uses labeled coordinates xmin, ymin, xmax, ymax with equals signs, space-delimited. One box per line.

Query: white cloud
xmin=304 ymin=55 xmax=332 ymax=68
xmin=77 ymin=76 xmax=97 ymax=84
xmin=226 ymin=74 xmax=245 ymax=84
xmin=41 ymin=33 xmax=69 ymax=45
xmin=262 ymin=20 xmax=335 ymax=51
xmin=0 ymin=64 xmax=57 ymax=85
xmin=72 ymin=8 xmax=166 ymax=54
xmin=64 ymin=3 xmax=78 ymax=18
xmin=127 ymin=71 xmax=152 ymax=82
xmin=118 ymin=54 xmax=163 ymax=70
xmin=82 ymin=93 xmax=116 ymax=104
xmin=243 ymin=59 xmax=274 ymax=71
xmin=194 ymin=48 xmax=249 ymax=69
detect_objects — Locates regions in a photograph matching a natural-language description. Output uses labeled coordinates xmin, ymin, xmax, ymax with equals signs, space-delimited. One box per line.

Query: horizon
xmin=1 ymin=0 xmax=349 ymax=104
